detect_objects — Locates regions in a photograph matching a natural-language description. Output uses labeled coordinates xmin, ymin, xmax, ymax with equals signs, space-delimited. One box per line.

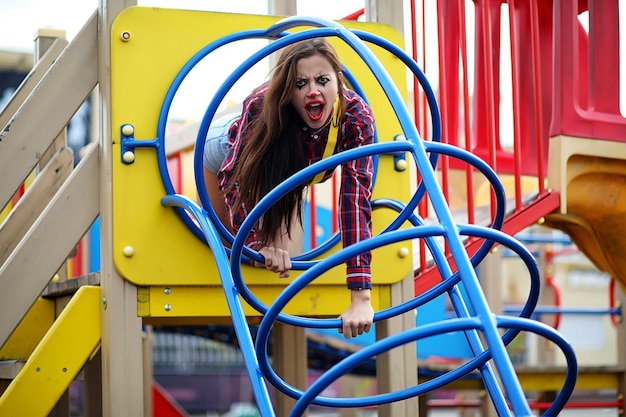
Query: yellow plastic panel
xmin=111 ymin=7 xmax=412 ymax=289
xmin=0 ymin=297 xmax=55 ymax=360
xmin=0 ymin=286 xmax=101 ymax=416
xmin=138 ymin=284 xmax=389 ymax=319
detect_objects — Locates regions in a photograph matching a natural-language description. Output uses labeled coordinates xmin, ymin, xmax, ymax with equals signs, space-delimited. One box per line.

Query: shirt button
xmin=313 ymin=135 xmax=318 ymax=139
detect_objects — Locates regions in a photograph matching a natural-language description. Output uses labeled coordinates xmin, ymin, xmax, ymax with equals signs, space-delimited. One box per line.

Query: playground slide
xmin=545 ymin=146 xmax=626 ymax=295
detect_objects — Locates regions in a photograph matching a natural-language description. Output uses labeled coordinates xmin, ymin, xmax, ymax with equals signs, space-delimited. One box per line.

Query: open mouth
xmin=305 ymin=101 xmax=325 ymax=121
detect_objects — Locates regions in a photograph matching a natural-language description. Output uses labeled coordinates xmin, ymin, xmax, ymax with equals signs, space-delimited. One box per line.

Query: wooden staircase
xmin=0 ymin=19 xmax=104 ymax=416
xmin=0 ymin=276 xmax=102 ymax=416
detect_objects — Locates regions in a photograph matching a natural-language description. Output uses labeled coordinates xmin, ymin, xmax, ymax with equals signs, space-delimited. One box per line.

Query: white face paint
xmin=291 ymin=54 xmax=339 ymax=130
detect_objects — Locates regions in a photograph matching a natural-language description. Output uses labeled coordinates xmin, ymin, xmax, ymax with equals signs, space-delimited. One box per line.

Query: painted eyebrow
xmin=296 ymin=73 xmax=332 ymax=79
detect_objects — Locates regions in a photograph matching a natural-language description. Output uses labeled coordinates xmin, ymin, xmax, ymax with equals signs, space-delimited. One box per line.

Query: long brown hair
xmin=229 ymin=38 xmax=346 ymax=246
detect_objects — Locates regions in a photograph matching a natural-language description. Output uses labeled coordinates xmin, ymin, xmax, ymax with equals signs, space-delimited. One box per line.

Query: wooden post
xmin=34 ymin=28 xmax=68 ymax=172
xmin=268 ymin=0 xmax=297 ymax=16
xmin=34 ymin=28 xmax=72 ymax=284
xmin=97 ymin=1 xmax=145 ymax=416
xmin=143 ymin=326 xmax=154 ymax=417
xmin=365 ymin=0 xmax=405 ymax=40
xmin=273 ymin=323 xmax=308 ymax=417
xmin=375 ymin=273 xmax=418 ymax=417
xmin=84 ymin=350 xmax=103 ymax=417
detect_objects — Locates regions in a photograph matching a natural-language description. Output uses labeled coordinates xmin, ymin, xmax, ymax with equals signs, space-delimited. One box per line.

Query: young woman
xmin=203 ymin=38 xmax=375 ymax=339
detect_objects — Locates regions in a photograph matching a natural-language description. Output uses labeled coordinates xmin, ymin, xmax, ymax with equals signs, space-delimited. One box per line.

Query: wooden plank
xmin=42 ymin=272 xmax=101 ymax=298
xmin=0 ymin=12 xmax=97 ymax=211
xmin=0 ymin=38 xmax=68 ymax=133
xmin=0 ymin=147 xmax=74 ymax=266
xmin=0 ymin=361 xmax=24 ymax=380
xmin=0 ymin=144 xmax=99 ymax=349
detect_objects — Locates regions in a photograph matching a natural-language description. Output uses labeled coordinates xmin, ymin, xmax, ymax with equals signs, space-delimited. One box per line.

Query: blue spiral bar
xmin=155 ymin=18 xmax=443 ymax=252
xmin=157 ymin=28 xmax=269 ymax=246
xmin=279 ymin=27 xmax=533 ymax=412
xmin=496 ymin=316 xmax=578 ymax=416
xmin=156 ymin=27 xmax=376 ymax=252
xmin=152 ymin=14 xmax=578 ymax=417
xmin=160 ymin=194 xmax=275 ymax=417
xmin=217 ymin=18 xmax=534 ymax=414
xmin=229 ymin=142 xmax=415 ymax=292
xmin=253 ymin=222 xmax=542 ymax=411
xmin=504 ymin=306 xmax=622 ymax=316
xmin=288 ymin=314 xmax=577 ymax=416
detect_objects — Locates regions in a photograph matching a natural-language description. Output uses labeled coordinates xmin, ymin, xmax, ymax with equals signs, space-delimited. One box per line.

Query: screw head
xmin=122 ymin=246 xmax=135 ymax=257
xmin=122 ymin=151 xmax=135 ymax=163
xmin=121 ymin=124 xmax=134 ymax=136
xmin=395 ymin=159 xmax=407 ymax=171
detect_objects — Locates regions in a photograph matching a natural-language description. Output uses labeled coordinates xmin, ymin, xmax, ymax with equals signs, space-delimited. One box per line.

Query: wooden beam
xmin=0 ymin=144 xmax=99 ymax=349
xmin=0 ymin=38 xmax=68 ymax=134
xmin=0 ymin=147 xmax=74 ymax=266
xmin=0 ymin=13 xmax=97 ymax=210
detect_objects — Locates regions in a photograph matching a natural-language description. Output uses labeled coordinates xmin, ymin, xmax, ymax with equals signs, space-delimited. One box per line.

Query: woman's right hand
xmin=256 ymin=246 xmax=292 ymax=278
xmin=339 ymin=289 xmax=374 ymax=339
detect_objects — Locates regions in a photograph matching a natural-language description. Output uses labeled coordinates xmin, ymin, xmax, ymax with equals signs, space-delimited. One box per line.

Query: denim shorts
xmin=202 ymin=113 xmax=239 ymax=174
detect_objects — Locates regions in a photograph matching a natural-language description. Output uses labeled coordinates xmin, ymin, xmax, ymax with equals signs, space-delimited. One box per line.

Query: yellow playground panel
xmin=111 ymin=7 xmax=413 ymax=319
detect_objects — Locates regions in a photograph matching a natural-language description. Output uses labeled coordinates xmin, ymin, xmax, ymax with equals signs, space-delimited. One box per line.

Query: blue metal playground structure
xmin=151 ymin=16 xmax=578 ymax=417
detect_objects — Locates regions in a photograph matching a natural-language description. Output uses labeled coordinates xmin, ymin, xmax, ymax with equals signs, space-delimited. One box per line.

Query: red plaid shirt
xmin=218 ymin=83 xmax=375 ymax=289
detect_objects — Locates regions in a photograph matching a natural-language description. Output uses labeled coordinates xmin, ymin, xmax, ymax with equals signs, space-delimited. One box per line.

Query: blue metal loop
xmin=252 ymin=222 xmax=543 ymax=408
xmin=228 ymin=139 xmax=510 ymax=320
xmin=154 ymin=14 xmax=577 ymax=417
xmin=287 ymin=316 xmax=577 ymax=415
xmin=160 ymin=186 xmax=574 ymax=416
xmin=154 ymin=26 xmax=378 ymax=253
xmin=154 ymin=19 xmax=443 ymax=260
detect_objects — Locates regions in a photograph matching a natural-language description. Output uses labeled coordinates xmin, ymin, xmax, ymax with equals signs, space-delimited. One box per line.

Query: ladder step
xmin=0 ymin=361 xmax=24 ymax=380
xmin=41 ymin=272 xmax=100 ymax=299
